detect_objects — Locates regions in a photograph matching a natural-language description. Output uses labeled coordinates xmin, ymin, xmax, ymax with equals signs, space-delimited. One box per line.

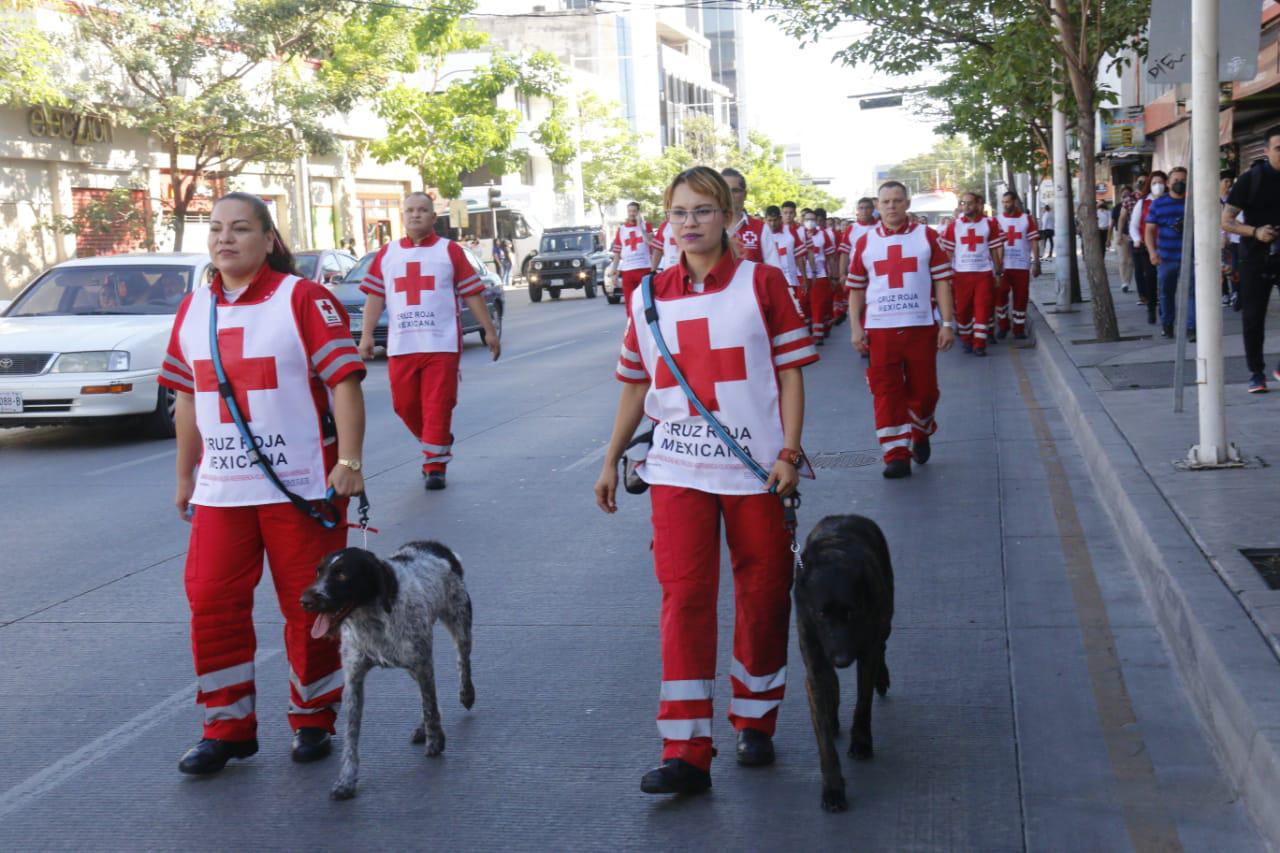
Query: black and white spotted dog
xmin=300 ymin=542 xmax=475 ymax=800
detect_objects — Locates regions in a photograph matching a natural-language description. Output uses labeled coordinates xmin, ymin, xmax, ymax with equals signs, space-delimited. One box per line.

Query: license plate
xmin=0 ymin=391 xmax=21 ymax=414
xmin=348 ymin=316 xmax=362 ymax=332
xmin=550 ymin=279 xmax=564 ymax=287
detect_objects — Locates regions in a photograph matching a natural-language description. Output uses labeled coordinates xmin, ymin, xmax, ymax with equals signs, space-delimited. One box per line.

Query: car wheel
xmin=145 ymin=385 xmax=176 ymax=439
xmin=584 ymin=280 xmax=597 ymax=299
xmin=549 ymin=286 xmax=562 ymax=300
xmin=529 ymin=282 xmax=543 ymax=303
xmin=480 ymin=303 xmax=503 ymax=343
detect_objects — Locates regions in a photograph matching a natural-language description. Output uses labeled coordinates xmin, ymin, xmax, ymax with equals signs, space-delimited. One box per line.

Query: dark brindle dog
xmin=795 ymin=514 xmax=894 ymax=812
xmin=300 ymin=542 xmax=475 ymax=800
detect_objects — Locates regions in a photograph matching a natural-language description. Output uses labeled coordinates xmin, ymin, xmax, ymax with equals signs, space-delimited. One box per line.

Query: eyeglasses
xmin=667 ymin=206 xmax=723 ymax=224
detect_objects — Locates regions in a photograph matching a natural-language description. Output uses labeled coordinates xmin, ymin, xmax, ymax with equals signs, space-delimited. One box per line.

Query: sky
xmin=741 ymin=11 xmax=944 ymax=209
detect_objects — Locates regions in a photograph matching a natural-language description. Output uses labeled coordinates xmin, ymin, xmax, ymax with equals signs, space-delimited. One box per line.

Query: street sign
xmin=859 ymin=95 xmax=904 ymax=110
xmin=1146 ymin=0 xmax=1260 ymax=83
xmin=448 ymin=198 xmax=469 ymax=229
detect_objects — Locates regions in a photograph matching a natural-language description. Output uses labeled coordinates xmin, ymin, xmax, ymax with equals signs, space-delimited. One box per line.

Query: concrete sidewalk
xmin=1029 ymin=250 xmax=1280 ymax=843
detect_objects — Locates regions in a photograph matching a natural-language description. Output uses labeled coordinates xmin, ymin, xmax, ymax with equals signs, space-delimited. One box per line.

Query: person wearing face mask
xmin=597 ymin=166 xmax=817 ymax=796
xmin=1144 ymin=167 xmax=1195 ymax=340
xmin=760 ymin=204 xmax=810 ymax=317
xmin=1130 ymin=172 xmax=1164 ymax=323
xmin=159 ymin=192 xmax=367 ymax=775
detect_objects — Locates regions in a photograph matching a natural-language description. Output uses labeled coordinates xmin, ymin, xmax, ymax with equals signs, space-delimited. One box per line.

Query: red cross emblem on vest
xmin=654 ymin=318 xmax=748 ymax=416
xmin=960 ymin=228 xmax=984 ymax=252
xmin=624 ymin=230 xmax=645 ymax=252
xmin=193 ymin=327 xmax=279 ymax=424
xmin=777 ymin=244 xmax=789 ymax=258
xmin=873 ymin=243 xmax=919 ymax=289
xmin=1005 ymin=224 xmax=1022 ymax=244
xmin=394 ymin=261 xmax=436 ymax=306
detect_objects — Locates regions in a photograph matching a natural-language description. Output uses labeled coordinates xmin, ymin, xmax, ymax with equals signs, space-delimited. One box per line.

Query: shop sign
xmin=28 ymin=105 xmax=114 ymax=145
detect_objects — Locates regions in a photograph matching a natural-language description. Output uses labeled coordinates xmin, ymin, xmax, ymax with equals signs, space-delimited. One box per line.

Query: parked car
xmin=0 ymin=253 xmax=213 ymax=436
xmin=526 ymin=227 xmax=611 ymax=303
xmin=294 ymin=249 xmax=358 ymax=285
xmin=328 ymin=244 xmax=504 ymax=354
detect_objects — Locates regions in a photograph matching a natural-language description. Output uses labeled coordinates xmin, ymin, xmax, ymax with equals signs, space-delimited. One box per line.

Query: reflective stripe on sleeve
xmin=198 ymin=661 xmax=255 ymax=694
xmin=774 ymin=346 xmax=818 ymax=367
xmin=316 ymin=352 xmax=363 ymax=383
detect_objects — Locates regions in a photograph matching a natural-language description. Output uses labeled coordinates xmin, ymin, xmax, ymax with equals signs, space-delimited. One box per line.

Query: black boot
xmin=912 ymin=435 xmax=931 ymax=465
xmin=882 ymin=458 xmax=912 ymax=479
xmin=640 ymin=759 xmax=712 ymax=795
xmin=736 ymin=729 xmax=776 ymax=767
xmin=291 ymin=728 xmax=332 ymax=763
xmin=424 ymin=471 xmax=447 ymax=491
xmin=178 ymin=738 xmax=258 ymax=775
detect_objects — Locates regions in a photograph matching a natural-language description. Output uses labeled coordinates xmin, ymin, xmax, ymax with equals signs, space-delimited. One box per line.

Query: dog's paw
xmin=411 ymin=725 xmax=425 ymax=744
xmin=876 ymin=666 xmax=890 ymax=697
xmin=460 ymin=683 xmax=475 ymax=710
xmin=424 ymin=732 xmax=446 ymax=757
xmin=848 ymin=738 xmax=874 ymax=761
xmin=330 ymin=781 xmax=358 ymax=801
xmin=821 ymin=787 xmax=849 ymax=813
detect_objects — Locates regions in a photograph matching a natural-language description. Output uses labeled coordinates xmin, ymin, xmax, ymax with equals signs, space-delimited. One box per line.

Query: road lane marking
xmin=0 ymin=649 xmax=282 ymax=821
xmin=1010 ymin=347 xmax=1182 ymax=852
xmin=500 ymin=339 xmax=581 ymax=363
xmin=86 ymin=448 xmax=176 ymax=477
xmin=562 ymin=442 xmax=608 ymax=472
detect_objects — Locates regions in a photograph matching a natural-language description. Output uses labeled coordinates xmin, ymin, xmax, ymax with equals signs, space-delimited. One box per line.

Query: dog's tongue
xmin=310 ymin=613 xmax=332 ymax=639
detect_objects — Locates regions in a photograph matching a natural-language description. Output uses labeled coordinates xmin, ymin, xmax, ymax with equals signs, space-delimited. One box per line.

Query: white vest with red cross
xmin=179 ymin=277 xmax=329 ymax=507
xmin=615 ymin=223 xmax=652 ymax=271
xmin=861 ymin=225 xmax=937 ymax=329
xmin=628 ymin=261 xmax=784 ymax=495
xmin=996 ymin=212 xmax=1035 ymax=270
xmin=951 ymin=217 xmax=998 ymax=273
xmin=762 ymin=225 xmax=803 ymax=287
xmin=808 ymin=226 xmax=833 ymax=277
xmin=655 ymin=221 xmax=681 ymax=271
xmin=379 ymin=238 xmax=464 ymax=356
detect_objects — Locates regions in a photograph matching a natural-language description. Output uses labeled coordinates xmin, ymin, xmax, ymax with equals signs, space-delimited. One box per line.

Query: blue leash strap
xmin=207 ymin=290 xmax=344 ymax=529
xmin=640 ymin=272 xmax=775 ymax=489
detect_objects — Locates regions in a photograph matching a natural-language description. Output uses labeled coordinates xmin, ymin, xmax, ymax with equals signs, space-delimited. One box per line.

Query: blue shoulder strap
xmin=640 ymin=273 xmax=774 ymax=488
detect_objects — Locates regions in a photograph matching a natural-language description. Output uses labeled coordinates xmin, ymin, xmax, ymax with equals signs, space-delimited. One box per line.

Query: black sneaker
xmin=1249 ymin=372 xmax=1268 ymax=394
xmin=974 ymin=347 xmax=988 ymax=357
xmin=424 ymin=472 xmax=447 ymax=491
xmin=882 ymin=458 xmax=911 ymax=479
xmin=736 ymin=729 xmax=776 ymax=766
xmin=178 ymin=738 xmax=258 ymax=775
xmin=1147 ymin=308 xmax=1157 ymax=325
xmin=997 ymin=327 xmax=1009 ymax=340
xmin=640 ymin=759 xmax=711 ymax=795
xmin=291 ymin=728 xmax=332 ymax=763
xmin=962 ymin=342 xmax=974 ymax=354
xmin=911 ymin=435 xmax=931 ymax=465
xmin=1161 ymin=326 xmax=1173 ymax=339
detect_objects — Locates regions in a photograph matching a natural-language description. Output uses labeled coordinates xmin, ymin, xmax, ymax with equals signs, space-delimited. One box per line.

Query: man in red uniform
xmin=837 ymin=198 xmax=879 ymax=337
xmin=848 ymin=181 xmax=955 ymax=479
xmin=994 ymin=191 xmax=1040 ymax=339
xmin=803 ymin=208 xmax=838 ymax=345
xmin=940 ymin=192 xmax=1004 ymax=356
xmin=722 ymin=167 xmax=765 ymax=262
xmin=761 ymin=203 xmax=811 ymax=318
xmin=608 ymin=201 xmax=656 ymax=305
xmin=359 ymin=192 xmax=500 ymax=490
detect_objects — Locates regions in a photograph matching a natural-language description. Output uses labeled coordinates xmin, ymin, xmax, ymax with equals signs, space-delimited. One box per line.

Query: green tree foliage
xmin=42 ymin=187 xmax=151 ymax=247
xmin=0 ymin=1 xmax=66 ymax=106
xmin=727 ymin=130 xmax=843 ymax=213
xmin=883 ymin=137 xmax=986 ymax=197
xmin=76 ymin=0 xmax=373 ymax=250
xmin=575 ymin=92 xmax=645 ymax=216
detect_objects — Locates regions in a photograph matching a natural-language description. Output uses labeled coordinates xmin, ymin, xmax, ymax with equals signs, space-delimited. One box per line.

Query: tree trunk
xmin=1066 ymin=173 xmax=1083 ymax=304
xmin=1073 ymin=100 xmax=1118 ymax=340
xmin=167 ymin=148 xmax=186 ymax=252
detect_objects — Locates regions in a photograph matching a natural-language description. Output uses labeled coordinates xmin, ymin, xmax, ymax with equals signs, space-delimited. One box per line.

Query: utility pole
xmin=1188 ymin=0 xmax=1237 ymax=465
xmin=1052 ymin=66 xmax=1074 ymax=310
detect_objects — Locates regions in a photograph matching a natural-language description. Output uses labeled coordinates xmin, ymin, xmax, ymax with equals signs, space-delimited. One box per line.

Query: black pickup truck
xmin=526 ymin=227 xmax=611 ymax=302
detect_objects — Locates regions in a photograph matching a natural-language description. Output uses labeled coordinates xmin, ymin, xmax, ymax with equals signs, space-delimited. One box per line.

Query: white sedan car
xmin=0 ymin=253 xmax=213 ymax=437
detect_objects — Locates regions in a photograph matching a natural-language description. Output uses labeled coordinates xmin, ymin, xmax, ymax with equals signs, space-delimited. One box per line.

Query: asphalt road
xmin=0 ymin=289 xmax=1265 ymax=851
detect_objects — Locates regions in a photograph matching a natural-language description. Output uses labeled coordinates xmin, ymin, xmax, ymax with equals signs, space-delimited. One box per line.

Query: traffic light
xmin=488 ymin=186 xmax=501 ymax=208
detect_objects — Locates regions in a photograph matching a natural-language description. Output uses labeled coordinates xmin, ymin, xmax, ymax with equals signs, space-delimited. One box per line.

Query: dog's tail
xmin=411 ymin=540 xmax=464 ymax=577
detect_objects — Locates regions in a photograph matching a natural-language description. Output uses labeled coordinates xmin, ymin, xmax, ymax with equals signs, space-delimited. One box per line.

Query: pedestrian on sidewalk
xmin=1097 ymin=201 xmax=1112 ymax=252
xmin=1131 ymin=172 xmax=1164 ymax=323
xmin=358 ymin=192 xmax=501 ymax=491
xmin=940 ymin=191 xmax=1004 ymax=355
xmin=995 ymin=191 xmax=1040 ymax=339
xmin=1116 ymin=185 xmax=1136 ymax=292
xmin=847 ymin=180 xmax=956 ymax=478
xmin=159 ymin=192 xmax=368 ymax=775
xmin=1220 ymin=174 xmax=1242 ymax=309
xmin=1223 ymin=125 xmax=1280 ymax=392
xmin=1040 ymin=204 xmax=1055 ymax=258
xmin=594 ymin=166 xmax=818 ymax=797
xmin=1145 ymin=167 xmax=1196 ymax=341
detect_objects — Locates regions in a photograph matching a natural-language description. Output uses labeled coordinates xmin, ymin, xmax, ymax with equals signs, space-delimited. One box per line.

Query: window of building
xmin=515 ymin=88 xmax=532 ymax=120
xmin=521 ymin=156 xmax=535 ymax=186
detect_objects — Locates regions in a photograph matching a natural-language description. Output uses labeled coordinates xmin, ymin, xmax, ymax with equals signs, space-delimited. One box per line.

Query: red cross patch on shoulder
xmin=316 ymin=298 xmax=343 ymax=327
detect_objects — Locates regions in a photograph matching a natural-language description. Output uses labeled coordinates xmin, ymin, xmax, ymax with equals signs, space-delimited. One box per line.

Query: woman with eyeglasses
xmin=594 ymin=166 xmax=819 ymax=796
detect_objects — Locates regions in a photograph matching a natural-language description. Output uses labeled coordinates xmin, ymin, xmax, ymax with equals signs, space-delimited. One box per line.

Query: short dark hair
xmin=1266 ymin=125 xmax=1280 ymax=145
xmin=877 ymin=180 xmax=909 ymax=198
xmin=814 ymin=207 xmax=827 ymax=218
xmin=1002 ymin=191 xmax=1018 ymax=200
xmin=1149 ymin=169 xmax=1168 ymax=180
xmin=1169 ymin=166 xmax=1188 ymax=177
xmin=857 ymin=197 xmax=875 ymax=207
xmin=962 ymin=191 xmax=982 ymax=204
xmin=720 ymin=167 xmax=746 ymax=190
xmin=781 ymin=201 xmax=797 ymax=210
xmin=764 ymin=204 xmax=781 ymax=217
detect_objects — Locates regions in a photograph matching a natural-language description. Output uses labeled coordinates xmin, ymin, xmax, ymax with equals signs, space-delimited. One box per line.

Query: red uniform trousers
xmin=621 ymin=268 xmax=650 ymax=306
xmin=832 ymin=284 xmax=849 ymax=323
xmin=186 ymin=500 xmax=348 ymax=740
xmin=867 ymin=325 xmax=940 ymax=463
xmin=389 ymin=351 xmax=461 ymax=474
xmin=790 ymin=284 xmax=809 ymax=322
xmin=808 ymin=276 xmax=834 ymax=340
xmin=650 ymin=485 xmax=793 ymax=771
xmin=951 ymin=271 xmax=995 ymax=351
xmin=1000 ymin=268 xmax=1031 ymax=333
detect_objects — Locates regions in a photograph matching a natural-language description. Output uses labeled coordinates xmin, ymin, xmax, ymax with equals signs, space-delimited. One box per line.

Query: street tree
xmin=727 ymin=131 xmax=843 ymax=212
xmin=0 ymin=1 xmax=67 ymax=106
xmin=768 ymin=0 xmax=1143 ymax=339
xmin=75 ymin=0 xmax=380 ymax=251
xmin=574 ymin=91 xmax=646 ymax=218
xmin=884 ymin=136 xmax=988 ymax=198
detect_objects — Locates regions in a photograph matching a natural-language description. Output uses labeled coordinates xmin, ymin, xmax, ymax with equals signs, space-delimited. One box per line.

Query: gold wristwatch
xmin=337 ymin=458 xmax=363 ymax=472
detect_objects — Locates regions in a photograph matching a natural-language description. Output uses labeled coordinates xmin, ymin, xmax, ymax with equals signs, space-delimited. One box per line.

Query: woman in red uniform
xmin=158 ymin=193 xmax=367 ymax=775
xmin=594 ymin=167 xmax=818 ymax=795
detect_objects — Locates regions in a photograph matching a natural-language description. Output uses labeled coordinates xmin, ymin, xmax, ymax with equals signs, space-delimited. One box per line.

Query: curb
xmin=1029 ymin=301 xmax=1280 ymax=848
